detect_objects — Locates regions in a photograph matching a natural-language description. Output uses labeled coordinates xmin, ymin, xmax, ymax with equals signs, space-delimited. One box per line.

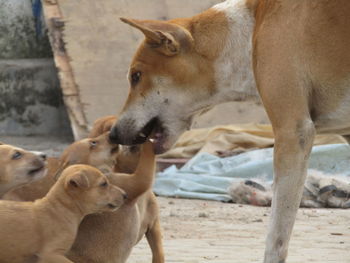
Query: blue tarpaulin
xmin=154 ymin=144 xmax=350 ymax=202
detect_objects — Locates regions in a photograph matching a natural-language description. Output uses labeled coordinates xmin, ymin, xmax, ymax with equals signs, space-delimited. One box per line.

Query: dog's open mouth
xmin=110 ymin=145 xmax=119 ymax=155
xmin=28 ymin=165 xmax=45 ymax=177
xmin=136 ymin=117 xmax=167 ymax=154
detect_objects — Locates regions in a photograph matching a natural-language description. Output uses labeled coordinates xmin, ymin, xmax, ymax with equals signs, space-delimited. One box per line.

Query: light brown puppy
xmin=89 ymin=115 xmax=117 ymax=138
xmin=89 ymin=115 xmax=140 ymax=173
xmin=3 ymin=132 xmax=119 ymax=201
xmin=0 ymin=164 xmax=126 ymax=263
xmin=67 ymin=140 xmax=164 ymax=263
xmin=0 ymin=142 xmax=47 ymax=198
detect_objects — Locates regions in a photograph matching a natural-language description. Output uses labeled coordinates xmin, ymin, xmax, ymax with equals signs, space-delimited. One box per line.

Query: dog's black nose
xmin=109 ymin=126 xmax=120 ymax=144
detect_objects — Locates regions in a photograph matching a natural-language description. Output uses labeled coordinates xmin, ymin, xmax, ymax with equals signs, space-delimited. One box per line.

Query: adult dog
xmin=110 ymin=0 xmax=350 ymax=262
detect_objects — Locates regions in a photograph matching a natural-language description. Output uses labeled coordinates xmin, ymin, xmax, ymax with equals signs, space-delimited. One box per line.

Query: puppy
xmin=0 ymin=164 xmax=126 ymax=263
xmin=3 ymin=132 xmax=119 ymax=201
xmin=89 ymin=115 xmax=140 ymax=173
xmin=89 ymin=115 xmax=117 ymax=138
xmin=0 ymin=142 xmax=47 ymax=198
xmin=67 ymin=140 xmax=164 ymax=263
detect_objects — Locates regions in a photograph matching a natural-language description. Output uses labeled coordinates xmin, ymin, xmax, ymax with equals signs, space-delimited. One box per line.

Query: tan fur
xmin=0 ymin=144 xmax=47 ymax=198
xmin=0 ymin=164 xmax=126 ymax=263
xmin=111 ymin=1 xmax=350 ymax=262
xmin=88 ymin=115 xmax=117 ymax=138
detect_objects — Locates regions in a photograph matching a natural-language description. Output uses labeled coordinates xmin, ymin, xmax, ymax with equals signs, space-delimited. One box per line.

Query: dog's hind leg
xmin=146 ymin=218 xmax=165 ymax=263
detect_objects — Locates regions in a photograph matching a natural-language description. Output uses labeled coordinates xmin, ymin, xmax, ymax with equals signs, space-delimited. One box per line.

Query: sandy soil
xmin=128 ymin=197 xmax=350 ymax=263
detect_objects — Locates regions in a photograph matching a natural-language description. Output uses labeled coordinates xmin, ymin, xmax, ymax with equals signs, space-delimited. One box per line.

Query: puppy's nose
xmin=123 ymin=193 xmax=128 ymax=200
xmin=31 ymin=151 xmax=47 ymax=161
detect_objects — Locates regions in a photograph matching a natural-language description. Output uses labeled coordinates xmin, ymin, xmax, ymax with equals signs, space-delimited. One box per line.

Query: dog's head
xmin=56 ymin=132 xmax=119 ymax=178
xmin=110 ymin=16 xmax=221 ymax=153
xmin=61 ymin=164 xmax=126 ymax=213
xmin=0 ymin=144 xmax=47 ymax=195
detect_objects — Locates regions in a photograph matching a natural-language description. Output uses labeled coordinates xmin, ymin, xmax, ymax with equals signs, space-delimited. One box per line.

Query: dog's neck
xmin=191 ymin=0 xmax=258 ymax=105
xmin=36 ymin=185 xmax=86 ymax=226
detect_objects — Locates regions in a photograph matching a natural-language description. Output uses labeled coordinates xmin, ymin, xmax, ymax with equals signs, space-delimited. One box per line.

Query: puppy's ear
xmin=120 ymin=17 xmax=192 ymax=56
xmin=66 ymin=171 xmax=90 ymax=190
xmin=0 ymin=141 xmax=4 ymax=145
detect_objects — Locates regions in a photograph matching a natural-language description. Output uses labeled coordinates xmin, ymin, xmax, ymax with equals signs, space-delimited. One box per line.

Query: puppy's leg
xmin=146 ymin=218 xmax=165 ymax=263
xmin=39 ymin=254 xmax=74 ymax=263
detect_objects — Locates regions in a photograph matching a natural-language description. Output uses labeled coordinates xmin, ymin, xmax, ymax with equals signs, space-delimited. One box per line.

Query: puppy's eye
xmin=12 ymin=151 xmax=22 ymax=160
xmin=131 ymin=71 xmax=141 ymax=86
xmin=90 ymin=141 xmax=98 ymax=148
xmin=100 ymin=181 xmax=108 ymax=187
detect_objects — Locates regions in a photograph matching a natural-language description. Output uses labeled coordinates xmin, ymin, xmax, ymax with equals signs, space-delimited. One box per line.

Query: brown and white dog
xmin=0 ymin=142 xmax=47 ymax=198
xmin=110 ymin=1 xmax=350 ymax=262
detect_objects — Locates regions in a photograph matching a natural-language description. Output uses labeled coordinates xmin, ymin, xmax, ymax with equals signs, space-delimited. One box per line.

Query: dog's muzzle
xmin=109 ymin=117 xmax=159 ymax=146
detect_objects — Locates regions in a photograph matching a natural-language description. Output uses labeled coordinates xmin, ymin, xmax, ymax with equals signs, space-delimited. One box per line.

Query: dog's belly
xmin=312 ymin=85 xmax=350 ymax=135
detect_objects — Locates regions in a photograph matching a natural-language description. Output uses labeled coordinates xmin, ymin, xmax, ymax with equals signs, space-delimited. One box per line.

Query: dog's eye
xmin=90 ymin=141 xmax=98 ymax=148
xmin=100 ymin=181 xmax=108 ymax=187
xmin=12 ymin=151 xmax=22 ymax=160
xmin=131 ymin=71 xmax=141 ymax=86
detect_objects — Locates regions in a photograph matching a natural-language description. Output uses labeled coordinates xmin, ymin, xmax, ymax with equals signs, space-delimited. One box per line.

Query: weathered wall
xmin=0 ymin=59 xmax=71 ymax=136
xmin=0 ymin=0 xmax=72 ymax=136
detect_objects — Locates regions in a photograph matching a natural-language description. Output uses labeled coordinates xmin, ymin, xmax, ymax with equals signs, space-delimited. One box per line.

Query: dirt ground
xmin=129 ymin=197 xmax=350 ymax=263
xmin=2 ymin=136 xmax=349 ymax=263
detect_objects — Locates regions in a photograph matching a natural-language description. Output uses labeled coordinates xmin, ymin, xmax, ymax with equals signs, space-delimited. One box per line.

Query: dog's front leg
xmin=264 ymin=120 xmax=315 ymax=263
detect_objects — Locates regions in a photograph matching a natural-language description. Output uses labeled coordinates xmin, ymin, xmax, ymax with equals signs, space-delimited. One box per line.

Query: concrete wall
xmin=0 ymin=0 xmax=72 ymax=136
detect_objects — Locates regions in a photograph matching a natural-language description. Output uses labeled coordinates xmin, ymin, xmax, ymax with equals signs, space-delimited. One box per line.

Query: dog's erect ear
xmin=120 ymin=17 xmax=192 ymax=56
xmin=66 ymin=171 xmax=90 ymax=190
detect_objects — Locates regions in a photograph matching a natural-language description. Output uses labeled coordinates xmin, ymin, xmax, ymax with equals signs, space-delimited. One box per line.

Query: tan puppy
xmin=89 ymin=115 xmax=140 ymax=173
xmin=110 ymin=0 xmax=350 ymax=262
xmin=89 ymin=115 xmax=117 ymax=138
xmin=67 ymin=140 xmax=164 ymax=263
xmin=4 ymin=132 xmax=119 ymax=201
xmin=0 ymin=164 xmax=126 ymax=263
xmin=0 ymin=142 xmax=47 ymax=198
